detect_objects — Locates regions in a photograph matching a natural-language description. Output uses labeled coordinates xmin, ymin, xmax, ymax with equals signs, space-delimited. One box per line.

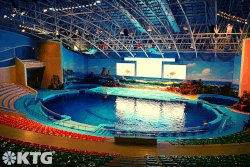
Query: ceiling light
xmin=74 ymin=45 xmax=79 ymax=51
xmin=43 ymin=9 xmax=48 ymax=12
xmin=147 ymin=26 xmax=152 ymax=32
xmin=96 ymin=0 xmax=101 ymax=3
xmin=183 ymin=26 xmax=188 ymax=31
xmin=21 ymin=29 xmax=25 ymax=32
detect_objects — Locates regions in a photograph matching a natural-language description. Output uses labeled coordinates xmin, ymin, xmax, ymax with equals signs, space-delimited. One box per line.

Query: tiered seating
xmin=0 ymin=82 xmax=31 ymax=110
xmin=168 ymin=130 xmax=250 ymax=145
xmin=159 ymin=154 xmax=250 ymax=167
xmin=102 ymin=156 xmax=147 ymax=167
xmin=0 ymin=136 xmax=118 ymax=166
xmin=0 ymin=113 xmax=111 ymax=141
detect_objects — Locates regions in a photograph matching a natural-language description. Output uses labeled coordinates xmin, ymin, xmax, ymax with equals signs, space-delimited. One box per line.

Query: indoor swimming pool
xmin=41 ymin=87 xmax=224 ymax=137
xmin=16 ymin=87 xmax=249 ymax=140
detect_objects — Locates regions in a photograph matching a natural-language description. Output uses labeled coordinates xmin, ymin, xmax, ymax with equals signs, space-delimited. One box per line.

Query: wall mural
xmin=88 ymin=58 xmax=235 ymax=83
xmin=62 ymin=46 xmax=88 ymax=84
xmin=232 ymin=55 xmax=241 ymax=86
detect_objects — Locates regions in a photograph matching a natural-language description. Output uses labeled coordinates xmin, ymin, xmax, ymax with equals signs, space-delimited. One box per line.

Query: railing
xmin=40 ymin=102 xmax=62 ymax=120
xmin=115 ymin=131 xmax=156 ymax=139
xmin=23 ymin=98 xmax=54 ymax=123
xmin=55 ymin=120 xmax=97 ymax=132
xmin=114 ymin=128 xmax=207 ymax=138
xmin=25 ymin=85 xmax=38 ymax=95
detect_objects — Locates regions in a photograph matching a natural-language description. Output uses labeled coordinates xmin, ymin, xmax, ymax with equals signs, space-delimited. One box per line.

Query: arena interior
xmin=0 ymin=0 xmax=250 ymax=166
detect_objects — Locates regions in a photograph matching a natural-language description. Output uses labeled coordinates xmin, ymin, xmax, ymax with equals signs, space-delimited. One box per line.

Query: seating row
xmin=159 ymin=154 xmax=250 ymax=167
xmin=0 ymin=136 xmax=118 ymax=166
xmin=0 ymin=113 xmax=111 ymax=142
xmin=168 ymin=129 xmax=250 ymax=145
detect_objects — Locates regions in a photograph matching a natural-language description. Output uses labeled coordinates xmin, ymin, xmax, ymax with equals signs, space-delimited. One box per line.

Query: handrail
xmin=25 ymin=85 xmax=38 ymax=95
xmin=55 ymin=120 xmax=96 ymax=131
xmin=0 ymin=57 xmax=15 ymax=63
xmin=0 ymin=45 xmax=34 ymax=53
xmin=40 ymin=101 xmax=62 ymax=119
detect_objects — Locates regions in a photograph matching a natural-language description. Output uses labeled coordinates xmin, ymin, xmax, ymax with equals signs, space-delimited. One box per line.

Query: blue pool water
xmin=43 ymin=92 xmax=217 ymax=132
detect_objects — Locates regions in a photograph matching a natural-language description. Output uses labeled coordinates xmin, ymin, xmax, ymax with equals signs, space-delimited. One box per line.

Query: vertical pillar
xmin=239 ymin=38 xmax=250 ymax=97
xmin=37 ymin=41 xmax=63 ymax=89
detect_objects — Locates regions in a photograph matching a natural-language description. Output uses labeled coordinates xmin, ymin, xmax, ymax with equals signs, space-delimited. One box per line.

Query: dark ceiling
xmin=0 ymin=0 xmax=249 ymax=58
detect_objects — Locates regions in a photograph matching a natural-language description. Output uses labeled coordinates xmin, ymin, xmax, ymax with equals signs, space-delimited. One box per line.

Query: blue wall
xmin=62 ymin=46 xmax=88 ymax=84
xmin=0 ymin=29 xmax=37 ymax=67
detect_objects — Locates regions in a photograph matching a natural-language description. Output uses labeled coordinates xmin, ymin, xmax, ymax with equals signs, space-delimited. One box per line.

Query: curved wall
xmin=0 ymin=29 xmax=37 ymax=82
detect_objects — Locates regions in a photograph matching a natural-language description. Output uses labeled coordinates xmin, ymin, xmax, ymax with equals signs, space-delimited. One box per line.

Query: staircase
xmin=94 ymin=125 xmax=115 ymax=137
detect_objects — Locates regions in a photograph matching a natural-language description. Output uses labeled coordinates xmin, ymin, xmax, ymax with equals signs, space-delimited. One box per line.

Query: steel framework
xmin=0 ymin=0 xmax=249 ymax=58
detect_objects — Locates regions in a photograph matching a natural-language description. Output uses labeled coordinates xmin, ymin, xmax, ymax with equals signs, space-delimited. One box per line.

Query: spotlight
xmin=96 ymin=0 xmax=101 ymax=3
xmin=4 ymin=15 xmax=7 ymax=19
xmin=21 ymin=29 xmax=25 ymax=32
xmin=73 ymin=45 xmax=79 ymax=51
xmin=43 ymin=9 xmax=48 ymax=12
xmin=183 ymin=26 xmax=188 ymax=31
xmin=147 ymin=26 xmax=152 ymax=32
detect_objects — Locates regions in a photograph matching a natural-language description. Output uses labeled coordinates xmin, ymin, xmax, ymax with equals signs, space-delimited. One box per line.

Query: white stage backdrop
xmin=163 ymin=64 xmax=187 ymax=79
xmin=116 ymin=63 xmax=135 ymax=76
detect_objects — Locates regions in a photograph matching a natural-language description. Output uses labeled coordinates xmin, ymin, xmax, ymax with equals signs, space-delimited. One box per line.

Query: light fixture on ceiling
xmin=120 ymin=29 xmax=124 ymax=35
xmin=147 ymin=26 xmax=152 ymax=32
xmin=226 ymin=24 xmax=233 ymax=34
xmin=96 ymin=0 xmax=101 ymax=3
xmin=217 ymin=11 xmax=248 ymax=24
xmin=183 ymin=26 xmax=188 ymax=31
xmin=21 ymin=29 xmax=25 ymax=32
xmin=73 ymin=45 xmax=79 ymax=51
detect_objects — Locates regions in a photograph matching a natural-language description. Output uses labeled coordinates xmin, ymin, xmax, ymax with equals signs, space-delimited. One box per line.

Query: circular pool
xmin=42 ymin=92 xmax=220 ymax=135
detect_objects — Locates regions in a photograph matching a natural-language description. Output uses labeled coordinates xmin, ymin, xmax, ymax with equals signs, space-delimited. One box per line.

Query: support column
xmin=37 ymin=41 xmax=63 ymax=89
xmin=239 ymin=38 xmax=250 ymax=97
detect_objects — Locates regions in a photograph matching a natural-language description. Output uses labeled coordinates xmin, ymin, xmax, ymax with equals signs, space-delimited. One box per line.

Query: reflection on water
xmin=115 ymin=97 xmax=186 ymax=132
xmin=44 ymin=93 xmax=215 ymax=132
